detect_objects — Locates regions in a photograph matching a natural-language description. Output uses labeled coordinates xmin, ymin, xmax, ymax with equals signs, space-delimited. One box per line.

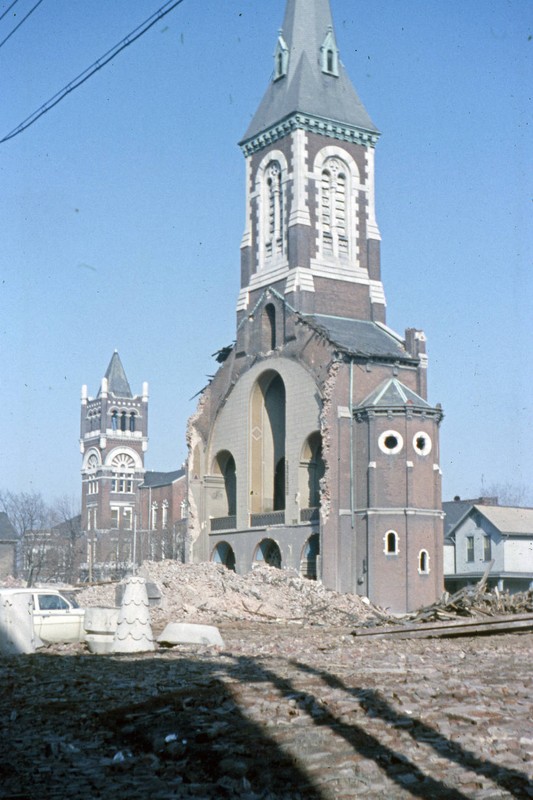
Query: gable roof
xmin=241 ymin=0 xmax=378 ymax=144
xmin=474 ymin=505 xmax=533 ymax=537
xmin=140 ymin=469 xmax=185 ymax=489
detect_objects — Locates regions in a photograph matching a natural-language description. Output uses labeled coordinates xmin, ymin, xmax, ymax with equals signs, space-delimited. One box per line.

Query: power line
xmin=1 ymin=0 xmax=186 ymax=144
xmin=0 ymin=0 xmax=21 ymax=24
xmin=0 ymin=0 xmax=44 ymax=50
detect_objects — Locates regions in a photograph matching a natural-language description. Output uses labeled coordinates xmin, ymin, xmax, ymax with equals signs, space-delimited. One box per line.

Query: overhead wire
xmin=0 ymin=0 xmax=186 ymax=144
xmin=0 ymin=0 xmax=44 ymax=50
xmin=0 ymin=0 xmax=21 ymax=24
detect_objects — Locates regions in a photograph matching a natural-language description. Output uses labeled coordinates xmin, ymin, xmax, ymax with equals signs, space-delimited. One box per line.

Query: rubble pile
xmin=77 ymin=562 xmax=375 ymax=629
xmin=363 ymin=582 xmax=533 ymax=629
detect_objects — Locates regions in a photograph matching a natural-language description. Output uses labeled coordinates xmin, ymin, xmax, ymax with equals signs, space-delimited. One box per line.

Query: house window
xmin=483 ymin=535 xmax=492 ymax=562
xmin=111 ymin=507 xmax=120 ymax=529
xmin=466 ymin=535 xmax=475 ymax=563
xmin=418 ymin=549 xmax=430 ymax=574
xmin=384 ymin=531 xmax=399 ymax=555
xmin=123 ymin=508 xmax=133 ymax=531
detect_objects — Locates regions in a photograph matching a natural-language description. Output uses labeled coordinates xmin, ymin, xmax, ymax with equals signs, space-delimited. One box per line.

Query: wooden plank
xmin=353 ymin=614 xmax=533 ymax=640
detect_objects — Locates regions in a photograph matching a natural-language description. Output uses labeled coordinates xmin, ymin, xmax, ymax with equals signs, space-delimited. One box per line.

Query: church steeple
xmin=99 ymin=350 xmax=132 ymax=398
xmin=242 ymin=0 xmax=378 ymax=146
xmin=237 ymin=0 xmax=385 ymax=329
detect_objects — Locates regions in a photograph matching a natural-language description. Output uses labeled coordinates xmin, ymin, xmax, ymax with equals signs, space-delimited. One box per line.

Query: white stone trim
xmin=369 ymin=280 xmax=386 ymax=306
xmin=237 ymin=288 xmax=250 ymax=312
xmin=365 ymin=146 xmax=381 ymax=241
xmin=288 ymin=129 xmax=311 ymax=227
xmin=284 ymin=267 xmax=315 ymax=294
xmin=413 ymin=431 xmax=432 ymax=456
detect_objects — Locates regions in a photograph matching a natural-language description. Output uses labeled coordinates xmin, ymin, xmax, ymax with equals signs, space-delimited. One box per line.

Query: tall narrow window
xmin=483 ymin=535 xmax=492 ymax=562
xmin=320 ymin=158 xmax=348 ymax=257
xmin=129 ymin=412 xmax=136 ymax=432
xmin=419 ymin=550 xmax=430 ymax=574
xmin=265 ymin=161 xmax=283 ymax=259
xmin=111 ymin=410 xmax=118 ymax=430
xmin=120 ymin=411 xmax=127 ymax=432
xmin=466 ymin=535 xmax=475 ymax=563
xmin=262 ymin=304 xmax=276 ymax=351
xmin=385 ymin=531 xmax=398 ymax=555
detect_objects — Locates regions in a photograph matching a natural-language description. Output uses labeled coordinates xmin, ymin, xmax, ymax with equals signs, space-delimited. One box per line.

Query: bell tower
xmin=80 ymin=352 xmax=148 ymax=545
xmin=237 ymin=0 xmax=385 ymax=339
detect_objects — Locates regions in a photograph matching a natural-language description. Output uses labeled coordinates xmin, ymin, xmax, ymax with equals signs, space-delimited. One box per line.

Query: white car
xmin=0 ymin=588 xmax=85 ymax=644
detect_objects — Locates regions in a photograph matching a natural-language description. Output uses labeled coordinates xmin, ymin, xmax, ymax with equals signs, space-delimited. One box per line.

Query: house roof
xmin=442 ymin=498 xmax=498 ymax=538
xmin=0 ymin=512 xmax=17 ymax=541
xmin=241 ymin=0 xmax=378 ymax=143
xmin=302 ymin=314 xmax=413 ymax=361
xmin=98 ymin=351 xmax=132 ymax=398
xmin=474 ymin=505 xmax=533 ymax=537
xmin=140 ymin=469 xmax=185 ymax=489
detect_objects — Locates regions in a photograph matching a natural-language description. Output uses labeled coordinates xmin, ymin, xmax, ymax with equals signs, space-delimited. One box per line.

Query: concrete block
xmin=0 ymin=593 xmax=41 ymax=655
xmin=84 ymin=607 xmax=120 ymax=654
xmin=157 ymin=622 xmax=225 ymax=648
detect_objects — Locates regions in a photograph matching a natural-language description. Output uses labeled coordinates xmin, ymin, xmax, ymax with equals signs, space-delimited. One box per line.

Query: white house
xmin=444 ymin=503 xmax=533 ymax=593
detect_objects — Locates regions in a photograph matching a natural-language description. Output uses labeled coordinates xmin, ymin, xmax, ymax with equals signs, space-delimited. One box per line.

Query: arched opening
xmin=262 ymin=303 xmax=276 ymax=352
xmin=300 ymin=534 xmax=320 ymax=580
xmin=254 ymin=538 xmax=282 ymax=569
xmin=419 ymin=550 xmax=430 ymax=574
xmin=120 ymin=411 xmax=127 ymax=432
xmin=111 ymin=410 xmax=118 ymax=431
xmin=385 ymin=531 xmax=398 ymax=555
xmin=213 ymin=450 xmax=237 ymax=516
xmin=299 ymin=432 xmax=325 ymax=520
xmin=129 ymin=412 xmax=136 ymax=432
xmin=212 ymin=542 xmax=236 ymax=572
xmin=250 ymin=372 xmax=286 ymax=520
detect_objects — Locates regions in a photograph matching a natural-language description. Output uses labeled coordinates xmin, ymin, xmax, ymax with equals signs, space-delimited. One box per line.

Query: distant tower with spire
xmin=187 ymin=0 xmax=444 ymax=612
xmin=80 ymin=352 xmax=148 ymax=572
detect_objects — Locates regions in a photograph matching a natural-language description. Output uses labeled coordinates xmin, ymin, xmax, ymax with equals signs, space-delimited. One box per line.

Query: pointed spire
xmin=241 ymin=0 xmax=378 ymax=145
xmin=99 ymin=351 xmax=132 ymax=398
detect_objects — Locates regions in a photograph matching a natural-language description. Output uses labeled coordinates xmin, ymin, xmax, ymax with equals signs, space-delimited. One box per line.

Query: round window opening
xmin=413 ymin=431 xmax=432 ymax=456
xmin=378 ymin=430 xmax=403 ymax=455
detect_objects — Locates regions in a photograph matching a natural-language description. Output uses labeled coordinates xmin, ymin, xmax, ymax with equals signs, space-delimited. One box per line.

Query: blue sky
xmin=1 ymin=0 xmax=531 ymax=505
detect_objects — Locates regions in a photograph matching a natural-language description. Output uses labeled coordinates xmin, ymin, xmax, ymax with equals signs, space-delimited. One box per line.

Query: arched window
xmin=120 ymin=411 xmax=127 ymax=432
xmin=321 ymin=158 xmax=348 ymax=257
xmin=129 ymin=412 xmax=136 ymax=432
xmin=300 ymin=534 xmax=320 ymax=580
xmin=110 ymin=452 xmax=135 ymax=493
xmin=419 ymin=550 xmax=430 ymax=574
xmin=264 ymin=161 xmax=284 ymax=260
xmin=254 ymin=538 xmax=282 ymax=569
xmin=299 ymin=432 xmax=325 ymax=510
xmin=212 ymin=542 xmax=236 ymax=572
xmin=111 ymin=410 xmax=118 ymax=431
xmin=385 ymin=531 xmax=399 ymax=555
xmin=213 ymin=451 xmax=237 ymax=517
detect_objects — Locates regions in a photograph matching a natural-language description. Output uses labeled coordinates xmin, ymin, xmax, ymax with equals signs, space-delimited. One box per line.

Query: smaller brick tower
xmin=80 ymin=352 xmax=148 ymax=577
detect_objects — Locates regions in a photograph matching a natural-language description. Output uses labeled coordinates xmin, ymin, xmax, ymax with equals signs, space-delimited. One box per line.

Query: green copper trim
xmin=240 ymin=112 xmax=380 ymax=155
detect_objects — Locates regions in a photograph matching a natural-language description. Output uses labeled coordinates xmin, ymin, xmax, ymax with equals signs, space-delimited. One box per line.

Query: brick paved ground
xmin=0 ymin=624 xmax=531 ymax=799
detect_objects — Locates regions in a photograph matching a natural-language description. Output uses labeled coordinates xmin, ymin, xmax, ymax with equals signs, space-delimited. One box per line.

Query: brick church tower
xmin=80 ymin=352 xmax=148 ymax=574
xmin=187 ymin=0 xmax=444 ymax=612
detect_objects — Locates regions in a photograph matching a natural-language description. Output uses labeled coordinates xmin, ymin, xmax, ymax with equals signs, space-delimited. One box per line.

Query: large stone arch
xmin=250 ymin=371 xmax=286 ymax=514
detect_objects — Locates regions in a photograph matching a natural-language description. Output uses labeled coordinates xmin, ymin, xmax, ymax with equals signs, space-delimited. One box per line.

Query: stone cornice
xmin=240 ymin=112 xmax=380 ymax=156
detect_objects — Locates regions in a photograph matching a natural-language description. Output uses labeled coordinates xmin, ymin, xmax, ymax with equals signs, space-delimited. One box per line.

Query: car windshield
xmin=61 ymin=592 xmax=80 ymax=608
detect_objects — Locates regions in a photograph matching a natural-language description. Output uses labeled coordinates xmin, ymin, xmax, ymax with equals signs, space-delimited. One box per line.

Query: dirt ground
xmin=0 ymin=565 xmax=532 ymax=799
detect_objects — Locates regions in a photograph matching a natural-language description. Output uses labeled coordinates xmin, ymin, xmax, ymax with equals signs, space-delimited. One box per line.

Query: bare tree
xmin=0 ymin=490 xmax=50 ymax=585
xmin=49 ymin=495 xmax=84 ymax=584
xmin=479 ymin=481 xmax=532 ymax=508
